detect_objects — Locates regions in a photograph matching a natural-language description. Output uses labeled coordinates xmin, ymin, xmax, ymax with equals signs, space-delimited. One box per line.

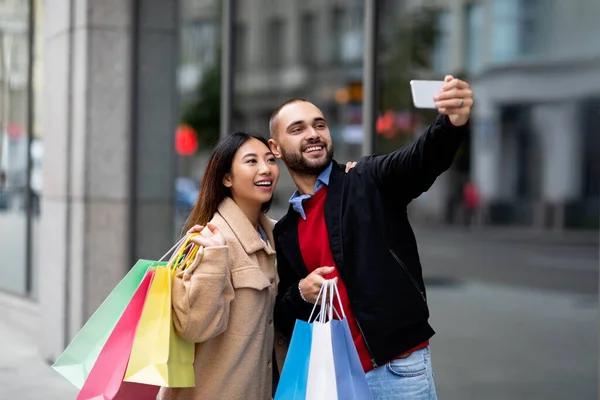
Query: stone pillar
xmin=40 ymin=0 xmax=178 ymax=361
xmin=532 ymin=102 xmax=581 ymax=230
xmin=471 ymin=88 xmax=501 ymax=225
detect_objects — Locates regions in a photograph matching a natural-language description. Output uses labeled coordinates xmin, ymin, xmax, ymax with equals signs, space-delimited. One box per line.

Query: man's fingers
xmin=434 ymin=88 xmax=472 ymax=101
xmin=435 ymin=97 xmax=473 ymax=110
xmin=442 ymin=78 xmax=469 ymax=91
xmin=314 ymin=266 xmax=335 ymax=275
xmin=444 ymin=75 xmax=454 ymax=83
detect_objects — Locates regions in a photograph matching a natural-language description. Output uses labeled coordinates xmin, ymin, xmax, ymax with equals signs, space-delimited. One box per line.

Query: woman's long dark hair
xmin=184 ymin=132 xmax=273 ymax=233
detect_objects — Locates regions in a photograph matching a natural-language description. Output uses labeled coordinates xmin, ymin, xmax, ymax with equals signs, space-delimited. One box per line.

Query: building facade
xmin=413 ymin=0 xmax=600 ymax=228
xmin=469 ymin=0 xmax=600 ymax=229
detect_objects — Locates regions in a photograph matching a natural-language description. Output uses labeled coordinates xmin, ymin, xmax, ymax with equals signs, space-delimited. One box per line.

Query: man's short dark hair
xmin=269 ymin=98 xmax=309 ymax=138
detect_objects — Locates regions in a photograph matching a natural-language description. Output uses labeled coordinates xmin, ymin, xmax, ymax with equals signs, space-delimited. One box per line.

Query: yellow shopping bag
xmin=123 ymin=237 xmax=196 ymax=388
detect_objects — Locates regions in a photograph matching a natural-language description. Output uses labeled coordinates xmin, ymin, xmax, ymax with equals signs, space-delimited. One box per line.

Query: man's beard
xmin=280 ymin=145 xmax=334 ymax=176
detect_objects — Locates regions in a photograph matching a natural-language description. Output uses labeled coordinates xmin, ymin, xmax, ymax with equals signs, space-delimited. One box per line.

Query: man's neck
xmin=290 ymin=171 xmax=318 ymax=195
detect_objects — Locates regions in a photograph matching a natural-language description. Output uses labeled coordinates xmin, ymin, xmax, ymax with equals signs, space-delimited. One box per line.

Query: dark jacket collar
xmin=274 ymin=160 xmax=346 ymax=275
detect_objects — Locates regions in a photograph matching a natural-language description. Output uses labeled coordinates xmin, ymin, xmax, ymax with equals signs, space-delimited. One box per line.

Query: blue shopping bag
xmin=331 ymin=318 xmax=374 ymax=400
xmin=274 ymin=320 xmax=313 ymax=400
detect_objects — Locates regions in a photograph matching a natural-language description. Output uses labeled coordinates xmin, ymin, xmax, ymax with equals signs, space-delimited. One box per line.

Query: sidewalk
xmin=1 ymin=280 xmax=596 ymax=400
xmin=0 ymin=318 xmax=77 ymax=400
xmin=427 ymin=282 xmax=597 ymax=399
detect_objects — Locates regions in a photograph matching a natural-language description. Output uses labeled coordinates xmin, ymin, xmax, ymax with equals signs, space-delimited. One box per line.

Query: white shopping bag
xmin=306 ymin=281 xmax=339 ymax=400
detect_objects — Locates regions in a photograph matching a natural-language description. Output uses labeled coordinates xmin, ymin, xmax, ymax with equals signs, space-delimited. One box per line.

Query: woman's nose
xmin=258 ymin=161 xmax=271 ymax=175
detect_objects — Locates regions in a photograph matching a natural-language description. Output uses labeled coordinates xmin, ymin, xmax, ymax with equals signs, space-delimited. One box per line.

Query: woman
xmin=160 ymin=132 xmax=280 ymax=400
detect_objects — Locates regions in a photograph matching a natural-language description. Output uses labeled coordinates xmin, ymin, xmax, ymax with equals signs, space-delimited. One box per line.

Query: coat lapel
xmin=217 ymin=197 xmax=275 ymax=256
xmin=274 ymin=205 xmax=307 ymax=277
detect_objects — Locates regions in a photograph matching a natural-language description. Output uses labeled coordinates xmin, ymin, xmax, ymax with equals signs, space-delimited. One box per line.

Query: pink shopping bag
xmin=77 ymin=269 xmax=160 ymax=400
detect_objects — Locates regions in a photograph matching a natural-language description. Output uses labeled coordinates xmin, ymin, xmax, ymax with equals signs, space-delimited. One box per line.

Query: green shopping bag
xmin=52 ymin=259 xmax=167 ymax=389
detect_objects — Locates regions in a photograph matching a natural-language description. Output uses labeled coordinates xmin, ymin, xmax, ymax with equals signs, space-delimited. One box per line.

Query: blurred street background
xmin=0 ymin=0 xmax=598 ymax=399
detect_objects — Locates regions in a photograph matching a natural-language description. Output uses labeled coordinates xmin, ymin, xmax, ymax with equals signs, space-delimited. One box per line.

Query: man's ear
xmin=268 ymin=139 xmax=282 ymax=159
xmin=223 ymin=173 xmax=233 ymax=188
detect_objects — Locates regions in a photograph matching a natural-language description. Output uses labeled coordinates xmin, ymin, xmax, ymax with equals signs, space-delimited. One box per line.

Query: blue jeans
xmin=365 ymin=347 xmax=438 ymax=400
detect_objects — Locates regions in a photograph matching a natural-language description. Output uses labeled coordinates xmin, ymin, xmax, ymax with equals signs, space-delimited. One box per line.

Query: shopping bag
xmin=52 ymin=259 xmax=167 ymax=389
xmin=273 ymin=319 xmax=313 ymax=400
xmin=329 ymin=279 xmax=373 ymax=399
xmin=306 ymin=281 xmax=338 ymax=400
xmin=77 ymin=269 xmax=159 ymax=400
xmin=123 ymin=238 xmax=196 ymax=387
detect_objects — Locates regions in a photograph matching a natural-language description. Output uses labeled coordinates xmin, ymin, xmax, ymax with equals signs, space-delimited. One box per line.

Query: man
xmin=0 ymin=171 xmax=7 ymax=210
xmin=268 ymin=75 xmax=473 ymax=399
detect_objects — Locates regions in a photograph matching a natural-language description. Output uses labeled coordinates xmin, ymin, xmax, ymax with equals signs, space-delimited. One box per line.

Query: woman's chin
xmin=259 ymin=194 xmax=274 ymax=204
xmin=243 ymin=194 xmax=273 ymax=207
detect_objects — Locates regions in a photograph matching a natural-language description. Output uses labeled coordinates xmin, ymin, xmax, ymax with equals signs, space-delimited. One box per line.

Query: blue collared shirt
xmin=289 ymin=163 xmax=332 ymax=220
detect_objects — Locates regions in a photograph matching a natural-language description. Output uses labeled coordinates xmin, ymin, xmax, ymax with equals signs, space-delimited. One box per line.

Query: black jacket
xmin=273 ymin=115 xmax=469 ymax=368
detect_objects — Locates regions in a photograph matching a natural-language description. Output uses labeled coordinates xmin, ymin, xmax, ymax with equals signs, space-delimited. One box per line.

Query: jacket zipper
xmin=338 ymin=175 xmax=378 ymax=369
xmin=355 ymin=317 xmax=378 ymax=369
xmin=389 ymin=248 xmax=427 ymax=303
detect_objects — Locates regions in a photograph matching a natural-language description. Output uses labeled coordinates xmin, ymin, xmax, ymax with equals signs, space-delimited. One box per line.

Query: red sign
xmin=7 ymin=122 xmax=23 ymax=139
xmin=175 ymin=124 xmax=198 ymax=156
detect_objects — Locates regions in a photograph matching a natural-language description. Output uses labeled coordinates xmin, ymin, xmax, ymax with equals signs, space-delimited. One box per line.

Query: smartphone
xmin=410 ymin=80 xmax=445 ymax=109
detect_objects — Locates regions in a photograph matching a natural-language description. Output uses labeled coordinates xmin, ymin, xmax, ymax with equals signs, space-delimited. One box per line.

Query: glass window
xmin=30 ymin=0 xmax=44 ymax=299
xmin=491 ymin=0 xmax=520 ymax=63
xmin=300 ymin=13 xmax=316 ymax=67
xmin=465 ymin=3 xmax=484 ymax=74
xmin=331 ymin=7 xmax=345 ymax=65
xmin=433 ymin=10 xmax=451 ymax=73
xmin=519 ymin=0 xmax=540 ymax=56
xmin=378 ymin=6 xmax=440 ymax=153
xmin=234 ymin=22 xmax=247 ymax=71
xmin=581 ymin=98 xmax=600 ymax=199
xmin=491 ymin=0 xmax=541 ymax=63
xmin=175 ymin=0 xmax=221 ymax=233
xmin=181 ymin=20 xmax=217 ymax=66
xmin=0 ymin=0 xmax=32 ymax=295
xmin=266 ymin=19 xmax=285 ymax=68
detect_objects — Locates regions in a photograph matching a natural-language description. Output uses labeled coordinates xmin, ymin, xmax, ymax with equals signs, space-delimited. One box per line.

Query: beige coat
xmin=160 ymin=197 xmax=278 ymax=400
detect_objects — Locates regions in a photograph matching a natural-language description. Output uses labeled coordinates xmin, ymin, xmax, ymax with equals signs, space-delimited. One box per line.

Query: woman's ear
xmin=223 ymin=173 xmax=233 ymax=188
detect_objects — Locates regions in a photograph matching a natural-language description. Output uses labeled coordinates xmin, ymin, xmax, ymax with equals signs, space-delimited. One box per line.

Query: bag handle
xmin=330 ymin=279 xmax=346 ymax=320
xmin=166 ymin=234 xmax=200 ymax=269
xmin=326 ymin=280 xmax=343 ymax=321
xmin=176 ymin=238 xmax=201 ymax=272
xmin=158 ymin=235 xmax=189 ymax=261
xmin=328 ymin=280 xmax=334 ymax=322
xmin=314 ymin=280 xmax=343 ymax=323
xmin=320 ymin=280 xmax=330 ymax=324
xmin=180 ymin=244 xmax=200 ymax=271
xmin=308 ymin=280 xmax=327 ymax=323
